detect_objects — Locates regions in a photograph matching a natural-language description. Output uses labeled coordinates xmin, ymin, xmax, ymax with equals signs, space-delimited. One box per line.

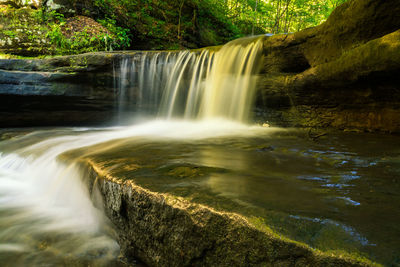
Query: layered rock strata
xmin=256 ymin=0 xmax=400 ymax=132
xmin=0 ymin=53 xmax=119 ymax=126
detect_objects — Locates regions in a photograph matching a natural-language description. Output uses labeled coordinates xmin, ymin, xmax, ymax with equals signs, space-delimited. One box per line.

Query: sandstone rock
xmin=73 ymin=158 xmax=376 ymax=267
xmin=0 ymin=52 xmax=124 ymax=126
xmin=44 ymin=0 xmax=75 ymax=14
xmin=257 ymin=0 xmax=400 ymax=133
xmin=0 ymin=0 xmax=73 ymax=11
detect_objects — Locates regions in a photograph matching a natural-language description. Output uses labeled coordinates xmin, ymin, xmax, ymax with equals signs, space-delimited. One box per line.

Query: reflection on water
xmin=66 ymin=123 xmax=399 ymax=266
xmin=0 ymin=121 xmax=399 ymax=266
xmin=0 ymin=120 xmax=268 ymax=266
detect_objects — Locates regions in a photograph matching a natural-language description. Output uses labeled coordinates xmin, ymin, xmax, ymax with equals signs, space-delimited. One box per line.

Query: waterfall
xmin=116 ymin=36 xmax=264 ymax=122
xmin=0 ymin=36 xmax=267 ymax=265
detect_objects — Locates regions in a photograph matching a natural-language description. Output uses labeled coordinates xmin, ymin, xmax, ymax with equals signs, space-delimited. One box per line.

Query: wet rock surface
xmin=82 ymin=160 xmax=376 ymax=267
xmin=57 ymin=128 xmax=400 ymax=266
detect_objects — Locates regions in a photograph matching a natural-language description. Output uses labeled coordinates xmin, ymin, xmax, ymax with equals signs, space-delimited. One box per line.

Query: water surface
xmin=54 ymin=121 xmax=400 ymax=266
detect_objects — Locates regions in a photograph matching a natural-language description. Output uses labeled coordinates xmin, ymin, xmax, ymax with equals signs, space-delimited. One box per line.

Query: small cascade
xmin=0 ymin=132 xmax=120 ymax=265
xmin=116 ymin=53 xmax=173 ymax=115
xmin=116 ymin=36 xmax=264 ymax=122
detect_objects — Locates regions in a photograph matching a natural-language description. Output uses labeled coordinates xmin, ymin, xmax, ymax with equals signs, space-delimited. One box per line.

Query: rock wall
xmin=0 ymin=53 xmax=118 ymax=126
xmin=257 ymin=0 xmax=400 ymax=133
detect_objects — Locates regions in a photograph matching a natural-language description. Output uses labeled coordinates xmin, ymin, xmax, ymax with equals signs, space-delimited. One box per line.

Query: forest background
xmin=91 ymin=0 xmax=347 ymax=49
xmin=0 ymin=0 xmax=347 ymax=55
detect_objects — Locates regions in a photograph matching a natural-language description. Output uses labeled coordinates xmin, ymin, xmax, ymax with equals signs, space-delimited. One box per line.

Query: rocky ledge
xmin=79 ymin=158 xmax=377 ymax=267
xmin=0 ymin=52 xmax=123 ymax=126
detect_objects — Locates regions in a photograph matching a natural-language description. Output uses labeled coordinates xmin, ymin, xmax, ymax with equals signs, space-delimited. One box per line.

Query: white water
xmin=0 ymin=37 xmax=266 ymax=265
xmin=0 ymin=131 xmax=120 ymax=265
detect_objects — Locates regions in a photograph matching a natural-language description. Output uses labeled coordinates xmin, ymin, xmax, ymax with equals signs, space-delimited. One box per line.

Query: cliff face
xmin=0 ymin=53 xmax=118 ymax=126
xmin=257 ymin=0 xmax=400 ymax=132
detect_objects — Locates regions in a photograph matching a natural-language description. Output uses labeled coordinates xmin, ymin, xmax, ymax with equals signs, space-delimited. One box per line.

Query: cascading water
xmin=116 ymin=36 xmax=264 ymax=122
xmin=0 ymin=131 xmax=120 ymax=265
xmin=0 ymin=36 xmax=398 ymax=266
xmin=0 ymin=37 xmax=266 ymax=265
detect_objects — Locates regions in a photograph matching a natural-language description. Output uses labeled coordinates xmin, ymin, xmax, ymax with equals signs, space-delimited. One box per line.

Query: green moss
xmin=248 ymin=216 xmax=380 ymax=267
xmin=0 ymin=53 xmax=54 ymax=59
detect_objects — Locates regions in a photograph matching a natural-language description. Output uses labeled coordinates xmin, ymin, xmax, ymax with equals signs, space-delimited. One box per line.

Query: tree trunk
xmin=177 ymin=0 xmax=185 ymax=41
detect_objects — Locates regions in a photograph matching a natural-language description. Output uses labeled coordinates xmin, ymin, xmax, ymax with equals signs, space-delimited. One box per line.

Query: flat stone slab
xmin=60 ymin=126 xmax=400 ymax=266
xmin=84 ymin=161 xmax=376 ymax=267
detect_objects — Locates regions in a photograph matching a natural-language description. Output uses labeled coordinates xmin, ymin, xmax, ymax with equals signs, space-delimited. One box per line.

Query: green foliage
xmin=97 ymin=18 xmax=131 ymax=50
xmin=1 ymin=0 xmax=349 ymax=55
xmin=3 ymin=30 xmax=17 ymax=38
xmin=0 ymin=5 xmax=55 ymax=56
xmin=195 ymin=0 xmax=242 ymax=44
xmin=89 ymin=0 xmax=241 ymax=49
xmin=46 ymin=24 xmax=111 ymax=54
xmin=222 ymin=0 xmax=348 ymax=34
xmin=69 ymin=0 xmax=348 ymax=50
xmin=46 ymin=24 xmax=64 ymax=48
xmin=37 ymin=9 xmax=131 ymax=54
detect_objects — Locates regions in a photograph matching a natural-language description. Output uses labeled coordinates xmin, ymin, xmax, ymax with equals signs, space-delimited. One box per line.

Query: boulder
xmin=44 ymin=0 xmax=76 ymax=14
xmin=0 ymin=0 xmax=75 ymax=11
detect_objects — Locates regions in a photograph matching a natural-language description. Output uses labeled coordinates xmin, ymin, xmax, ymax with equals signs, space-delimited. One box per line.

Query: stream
xmin=0 ymin=36 xmax=399 ymax=266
